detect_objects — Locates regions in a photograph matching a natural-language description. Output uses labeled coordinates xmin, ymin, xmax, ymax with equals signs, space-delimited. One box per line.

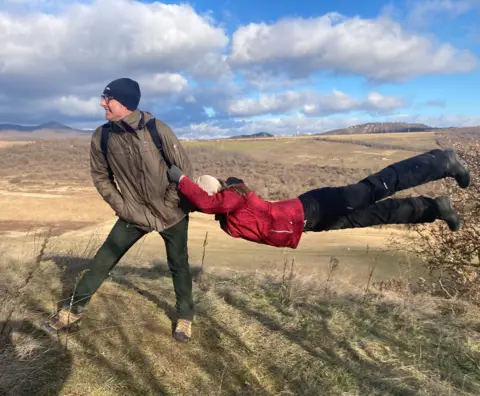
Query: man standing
xmin=47 ymin=78 xmax=195 ymax=342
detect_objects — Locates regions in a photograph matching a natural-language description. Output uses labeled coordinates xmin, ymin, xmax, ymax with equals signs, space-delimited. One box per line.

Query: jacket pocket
xmin=118 ymin=200 xmax=148 ymax=228
xmin=264 ymin=215 xmax=295 ymax=246
xmin=270 ymin=229 xmax=293 ymax=233
xmin=265 ymin=228 xmax=294 ymax=247
xmin=117 ymin=200 xmax=133 ymax=223
xmin=164 ymin=183 xmax=180 ymax=208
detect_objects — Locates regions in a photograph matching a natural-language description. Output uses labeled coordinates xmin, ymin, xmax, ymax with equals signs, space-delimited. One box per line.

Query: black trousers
xmin=66 ymin=216 xmax=194 ymax=321
xmin=299 ymin=149 xmax=449 ymax=231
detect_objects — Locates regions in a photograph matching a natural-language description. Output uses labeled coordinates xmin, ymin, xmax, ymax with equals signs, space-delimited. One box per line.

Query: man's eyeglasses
xmin=101 ymin=94 xmax=114 ymax=103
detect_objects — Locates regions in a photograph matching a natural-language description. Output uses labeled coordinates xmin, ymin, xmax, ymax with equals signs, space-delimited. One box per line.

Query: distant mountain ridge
xmin=0 ymin=121 xmax=78 ymax=132
xmin=321 ymin=122 xmax=434 ymax=135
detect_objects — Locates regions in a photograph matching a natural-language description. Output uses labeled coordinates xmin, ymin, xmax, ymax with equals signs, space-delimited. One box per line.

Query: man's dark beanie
xmin=103 ymin=78 xmax=141 ymax=110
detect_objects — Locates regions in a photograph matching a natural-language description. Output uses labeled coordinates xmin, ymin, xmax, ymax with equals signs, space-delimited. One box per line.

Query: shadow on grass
xmin=43 ymin=255 xmax=480 ymax=395
xmin=71 ymin=292 xmax=172 ymax=395
xmin=215 ymin=279 xmax=480 ymax=395
xmin=0 ymin=320 xmax=72 ymax=396
xmin=45 ymin=255 xmax=272 ymax=395
xmin=46 ymin=255 xmax=202 ymax=312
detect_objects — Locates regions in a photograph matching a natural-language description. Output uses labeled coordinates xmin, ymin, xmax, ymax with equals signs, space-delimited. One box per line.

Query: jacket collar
xmin=110 ymin=109 xmax=145 ymax=134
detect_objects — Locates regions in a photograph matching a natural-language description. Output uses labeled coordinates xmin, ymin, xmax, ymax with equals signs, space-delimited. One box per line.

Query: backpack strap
xmin=100 ymin=123 xmax=114 ymax=182
xmin=99 ymin=116 xmax=172 ymax=183
xmin=145 ymin=117 xmax=173 ymax=169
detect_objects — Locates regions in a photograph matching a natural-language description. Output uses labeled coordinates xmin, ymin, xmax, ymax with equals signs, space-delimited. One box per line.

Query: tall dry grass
xmin=1 ymin=231 xmax=479 ymax=395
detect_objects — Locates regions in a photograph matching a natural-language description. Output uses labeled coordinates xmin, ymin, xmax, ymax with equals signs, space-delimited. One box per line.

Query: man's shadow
xmin=0 ymin=320 xmax=72 ymax=396
xmin=47 ymin=255 xmax=203 ymax=333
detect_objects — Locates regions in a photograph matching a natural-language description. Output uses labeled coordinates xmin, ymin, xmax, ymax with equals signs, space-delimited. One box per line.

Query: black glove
xmin=168 ymin=165 xmax=184 ymax=183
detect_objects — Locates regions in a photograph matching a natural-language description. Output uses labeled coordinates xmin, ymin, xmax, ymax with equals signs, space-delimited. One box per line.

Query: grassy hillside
xmin=1 ymin=236 xmax=480 ymax=395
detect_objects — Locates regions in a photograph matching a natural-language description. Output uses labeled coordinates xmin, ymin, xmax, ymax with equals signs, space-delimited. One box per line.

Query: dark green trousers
xmin=68 ymin=216 xmax=194 ymax=321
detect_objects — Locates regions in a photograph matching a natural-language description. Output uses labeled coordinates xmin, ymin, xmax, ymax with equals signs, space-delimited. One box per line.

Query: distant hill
xmin=229 ymin=132 xmax=274 ymax=139
xmin=0 ymin=121 xmax=77 ymax=132
xmin=321 ymin=122 xmax=434 ymax=135
xmin=0 ymin=121 xmax=93 ymax=140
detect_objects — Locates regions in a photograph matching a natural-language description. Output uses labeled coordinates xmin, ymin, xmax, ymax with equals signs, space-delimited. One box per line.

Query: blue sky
xmin=1 ymin=0 xmax=479 ymax=138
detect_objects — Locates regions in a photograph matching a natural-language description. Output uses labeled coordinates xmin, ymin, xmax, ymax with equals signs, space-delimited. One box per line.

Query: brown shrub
xmin=400 ymin=137 xmax=480 ymax=302
xmin=0 ymin=139 xmax=91 ymax=183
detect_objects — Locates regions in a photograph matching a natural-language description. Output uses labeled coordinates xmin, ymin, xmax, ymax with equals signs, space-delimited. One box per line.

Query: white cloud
xmin=407 ymin=0 xmax=479 ymax=26
xmin=3 ymin=0 xmax=71 ymax=5
xmin=411 ymin=114 xmax=480 ymax=128
xmin=136 ymin=73 xmax=188 ymax=95
xmin=0 ymin=0 xmax=231 ymax=123
xmin=177 ymin=122 xmax=232 ymax=139
xmin=305 ymin=90 xmax=406 ymax=115
xmin=48 ymin=96 xmax=103 ymax=117
xmin=238 ymin=70 xmax=310 ymax=91
xmin=227 ymin=89 xmax=405 ymax=117
xmin=236 ymin=114 xmax=363 ymax=135
xmin=228 ymin=91 xmax=305 ymax=116
xmin=364 ymin=92 xmax=405 ymax=111
xmin=176 ymin=114 xmax=366 ymax=138
xmin=228 ymin=13 xmax=477 ymax=82
xmin=0 ymin=0 xmax=228 ymax=78
xmin=2 ymin=0 xmax=80 ymax=12
xmin=301 ymin=90 xmax=366 ymax=115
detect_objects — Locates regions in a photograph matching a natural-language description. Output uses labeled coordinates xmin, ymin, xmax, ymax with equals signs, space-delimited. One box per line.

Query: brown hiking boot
xmin=44 ymin=308 xmax=82 ymax=333
xmin=173 ymin=319 xmax=192 ymax=342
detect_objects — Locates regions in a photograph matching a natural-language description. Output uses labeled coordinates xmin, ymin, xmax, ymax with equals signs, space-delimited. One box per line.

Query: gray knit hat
xmin=195 ymin=175 xmax=221 ymax=196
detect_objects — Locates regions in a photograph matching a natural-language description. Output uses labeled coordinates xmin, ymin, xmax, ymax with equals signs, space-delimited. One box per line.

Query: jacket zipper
xmin=270 ymin=229 xmax=293 ymax=233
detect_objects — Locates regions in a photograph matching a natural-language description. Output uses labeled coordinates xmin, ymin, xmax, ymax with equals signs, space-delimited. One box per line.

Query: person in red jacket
xmin=167 ymin=148 xmax=470 ymax=249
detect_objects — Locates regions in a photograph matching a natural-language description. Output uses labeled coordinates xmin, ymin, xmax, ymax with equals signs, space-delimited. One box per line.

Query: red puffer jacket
xmin=177 ymin=177 xmax=305 ymax=249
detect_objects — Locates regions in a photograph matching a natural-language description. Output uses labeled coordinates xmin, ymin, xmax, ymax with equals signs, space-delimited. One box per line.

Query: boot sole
xmin=173 ymin=332 xmax=190 ymax=342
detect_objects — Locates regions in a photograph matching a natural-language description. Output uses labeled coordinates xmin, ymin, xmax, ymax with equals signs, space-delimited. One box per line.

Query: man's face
xmin=100 ymin=95 xmax=129 ymax=121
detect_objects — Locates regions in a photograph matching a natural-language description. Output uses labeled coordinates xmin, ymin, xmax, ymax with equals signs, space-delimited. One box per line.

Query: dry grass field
xmin=1 ymin=130 xmax=479 ymax=395
xmin=186 ymin=131 xmax=438 ymax=170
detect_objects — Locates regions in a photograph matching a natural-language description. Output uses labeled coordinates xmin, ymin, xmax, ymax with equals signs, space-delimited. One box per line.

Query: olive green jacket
xmin=90 ymin=109 xmax=193 ymax=232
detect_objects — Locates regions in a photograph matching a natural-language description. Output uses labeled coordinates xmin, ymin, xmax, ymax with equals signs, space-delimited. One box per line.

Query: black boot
xmin=361 ymin=148 xmax=470 ymax=202
xmin=444 ymin=149 xmax=470 ymax=188
xmin=435 ymin=196 xmax=461 ymax=231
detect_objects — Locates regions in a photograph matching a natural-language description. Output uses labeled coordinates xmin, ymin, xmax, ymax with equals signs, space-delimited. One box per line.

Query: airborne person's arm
xmin=177 ymin=176 xmax=245 ymax=214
